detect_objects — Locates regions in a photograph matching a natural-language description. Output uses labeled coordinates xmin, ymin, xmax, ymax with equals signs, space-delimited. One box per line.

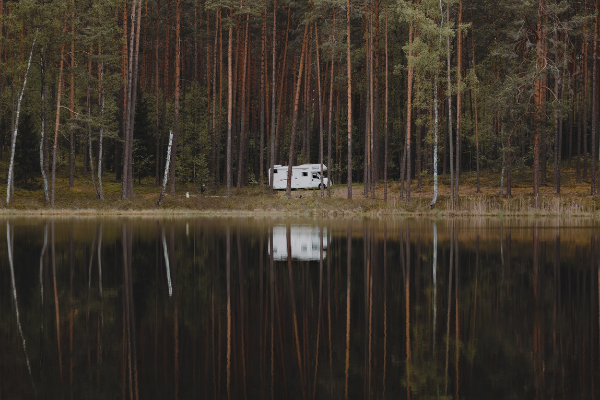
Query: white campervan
xmin=269 ymin=164 xmax=332 ymax=190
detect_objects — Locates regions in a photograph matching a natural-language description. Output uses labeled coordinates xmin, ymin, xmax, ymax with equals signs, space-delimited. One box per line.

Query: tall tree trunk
xmin=315 ymin=24 xmax=325 ymax=197
xmin=405 ymin=1 xmax=414 ymax=204
xmin=155 ymin=1 xmax=161 ymax=186
xmin=7 ymin=32 xmax=37 ymax=205
xmin=157 ymin=131 xmax=174 ymax=206
xmin=269 ymin=1 xmax=277 ymax=195
xmin=275 ymin=9 xmax=291 ymax=165
xmin=237 ymin=15 xmax=250 ymax=191
xmin=416 ymin=106 xmax=422 ymax=190
xmin=583 ymin=17 xmax=590 ymax=181
xmin=226 ymin=9 xmax=233 ymax=197
xmin=87 ymin=43 xmax=98 ymax=198
xmin=286 ymin=24 xmax=310 ymax=198
xmin=373 ymin=0 xmax=380 ymax=187
xmin=69 ymin=0 xmax=75 ymax=188
xmin=328 ymin=12 xmax=336 ymax=198
xmin=471 ymin=0 xmax=480 ymax=192
xmin=533 ymin=0 xmax=545 ymax=208
xmin=52 ymin=20 xmax=67 ymax=208
xmin=554 ymin=27 xmax=562 ymax=194
xmin=577 ymin=46 xmax=582 ymax=183
xmin=212 ymin=10 xmax=220 ymax=188
xmin=364 ymin=1 xmax=371 ymax=198
xmin=117 ymin=0 xmax=127 ymax=184
xmin=347 ymin=0 xmax=353 ymax=199
xmin=260 ymin=4 xmax=266 ymax=187
xmin=40 ymin=51 xmax=49 ymax=202
xmin=455 ymin=0 xmax=463 ymax=199
xmin=592 ymin=12 xmax=597 ymax=195
xmin=121 ymin=0 xmax=142 ymax=199
xmin=384 ymin=6 xmax=388 ymax=202
xmin=595 ymin=2 xmax=600 ymax=196
xmin=447 ymin=2 xmax=454 ymax=207
xmin=98 ymin=53 xmax=105 ymax=200
xmin=369 ymin=2 xmax=375 ymax=198
xmin=430 ymin=0 xmax=443 ymax=209
xmin=169 ymin=0 xmax=181 ymax=195
xmin=592 ymin=1 xmax=599 ymax=195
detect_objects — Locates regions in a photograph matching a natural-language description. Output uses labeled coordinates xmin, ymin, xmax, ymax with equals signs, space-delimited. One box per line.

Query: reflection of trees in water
xmin=1 ymin=219 xmax=599 ymax=398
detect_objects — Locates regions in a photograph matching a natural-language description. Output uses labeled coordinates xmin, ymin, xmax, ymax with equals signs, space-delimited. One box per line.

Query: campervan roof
xmin=272 ymin=164 xmax=327 ymax=171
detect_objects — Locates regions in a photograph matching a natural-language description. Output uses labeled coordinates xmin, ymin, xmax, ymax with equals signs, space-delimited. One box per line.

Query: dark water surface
xmin=1 ymin=217 xmax=599 ymax=399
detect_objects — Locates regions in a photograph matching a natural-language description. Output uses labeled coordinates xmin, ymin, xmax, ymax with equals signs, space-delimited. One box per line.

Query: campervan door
xmin=269 ymin=165 xmax=287 ymax=190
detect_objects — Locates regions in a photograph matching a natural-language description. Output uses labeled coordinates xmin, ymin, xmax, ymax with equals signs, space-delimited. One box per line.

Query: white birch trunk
xmin=157 ymin=130 xmax=174 ymax=206
xmin=7 ymin=31 xmax=37 ymax=205
xmin=430 ymin=0 xmax=444 ymax=209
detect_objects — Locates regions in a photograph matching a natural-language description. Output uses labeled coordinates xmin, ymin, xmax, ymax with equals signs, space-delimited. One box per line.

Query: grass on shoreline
xmin=3 ymin=168 xmax=600 ymax=217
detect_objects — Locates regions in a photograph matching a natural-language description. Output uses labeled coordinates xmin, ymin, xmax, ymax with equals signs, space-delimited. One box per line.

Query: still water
xmin=1 ymin=217 xmax=599 ymax=399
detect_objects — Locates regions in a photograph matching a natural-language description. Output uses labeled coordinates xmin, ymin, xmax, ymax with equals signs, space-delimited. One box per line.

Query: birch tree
xmin=6 ymin=31 xmax=37 ymax=205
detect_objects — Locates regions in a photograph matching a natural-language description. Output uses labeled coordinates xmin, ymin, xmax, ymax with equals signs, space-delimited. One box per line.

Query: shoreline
xmin=2 ymin=192 xmax=600 ymax=218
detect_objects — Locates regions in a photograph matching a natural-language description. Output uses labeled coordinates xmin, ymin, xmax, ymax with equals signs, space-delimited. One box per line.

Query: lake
xmin=1 ymin=216 xmax=599 ymax=399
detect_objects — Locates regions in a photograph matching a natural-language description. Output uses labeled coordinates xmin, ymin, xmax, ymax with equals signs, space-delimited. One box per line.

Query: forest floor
xmin=3 ymin=165 xmax=600 ymax=217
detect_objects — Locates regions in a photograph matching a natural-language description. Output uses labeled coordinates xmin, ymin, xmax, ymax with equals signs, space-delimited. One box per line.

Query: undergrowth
xmin=2 ymin=170 xmax=600 ymax=217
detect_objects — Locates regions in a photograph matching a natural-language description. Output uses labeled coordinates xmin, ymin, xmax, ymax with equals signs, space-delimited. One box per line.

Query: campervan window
xmin=273 ymin=169 xmax=277 ymax=174
xmin=302 ymin=172 xmax=308 ymax=177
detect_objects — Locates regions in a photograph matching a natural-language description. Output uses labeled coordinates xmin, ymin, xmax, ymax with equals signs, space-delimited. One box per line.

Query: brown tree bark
xmin=315 ymin=24 xmax=324 ymax=197
xmin=164 ymin=0 xmax=171 ymax=96
xmin=275 ymin=9 xmax=291 ymax=165
xmin=212 ymin=10 xmax=220 ymax=188
xmin=69 ymin=0 xmax=75 ymax=188
xmin=121 ymin=0 xmax=142 ymax=199
xmin=373 ymin=0 xmax=380 ymax=186
xmin=217 ymin=15 xmax=223 ymax=187
xmin=446 ymin=3 xmax=454 ymax=206
xmin=455 ymin=0 xmax=463 ymax=199
xmin=327 ymin=12 xmax=336 ymax=197
xmin=364 ymin=1 xmax=372 ymax=198
xmin=260 ymin=3 xmax=266 ymax=187
xmin=142 ymin=0 xmax=148 ymax=90
xmin=405 ymin=0 xmax=415 ymax=203
xmin=168 ymin=0 xmax=181 ymax=195
xmin=269 ymin=0 xmax=277 ymax=195
xmin=51 ymin=15 xmax=68 ymax=208
xmin=347 ymin=0 xmax=352 ymax=199
xmin=286 ymin=24 xmax=310 ymax=198
xmin=384 ymin=5 xmax=388 ymax=202
xmin=236 ymin=15 xmax=250 ymax=190
xmin=533 ymin=0 xmax=545 ymax=208
xmin=583 ymin=12 xmax=590 ymax=181
xmin=226 ymin=9 xmax=233 ymax=197
xmin=155 ymin=1 xmax=161 ymax=186
xmin=471 ymin=0 xmax=480 ymax=192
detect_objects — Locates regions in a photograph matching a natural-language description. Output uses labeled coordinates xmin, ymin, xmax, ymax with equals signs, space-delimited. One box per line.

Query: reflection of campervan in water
xmin=268 ymin=164 xmax=331 ymax=190
xmin=268 ymin=225 xmax=327 ymax=261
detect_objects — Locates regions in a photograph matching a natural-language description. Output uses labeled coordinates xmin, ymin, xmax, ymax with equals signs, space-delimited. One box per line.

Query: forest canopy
xmin=0 ymin=0 xmax=596 ymax=207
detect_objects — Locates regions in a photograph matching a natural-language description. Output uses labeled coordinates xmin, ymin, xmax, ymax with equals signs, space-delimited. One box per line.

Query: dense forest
xmin=0 ymin=0 xmax=598 ymax=206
